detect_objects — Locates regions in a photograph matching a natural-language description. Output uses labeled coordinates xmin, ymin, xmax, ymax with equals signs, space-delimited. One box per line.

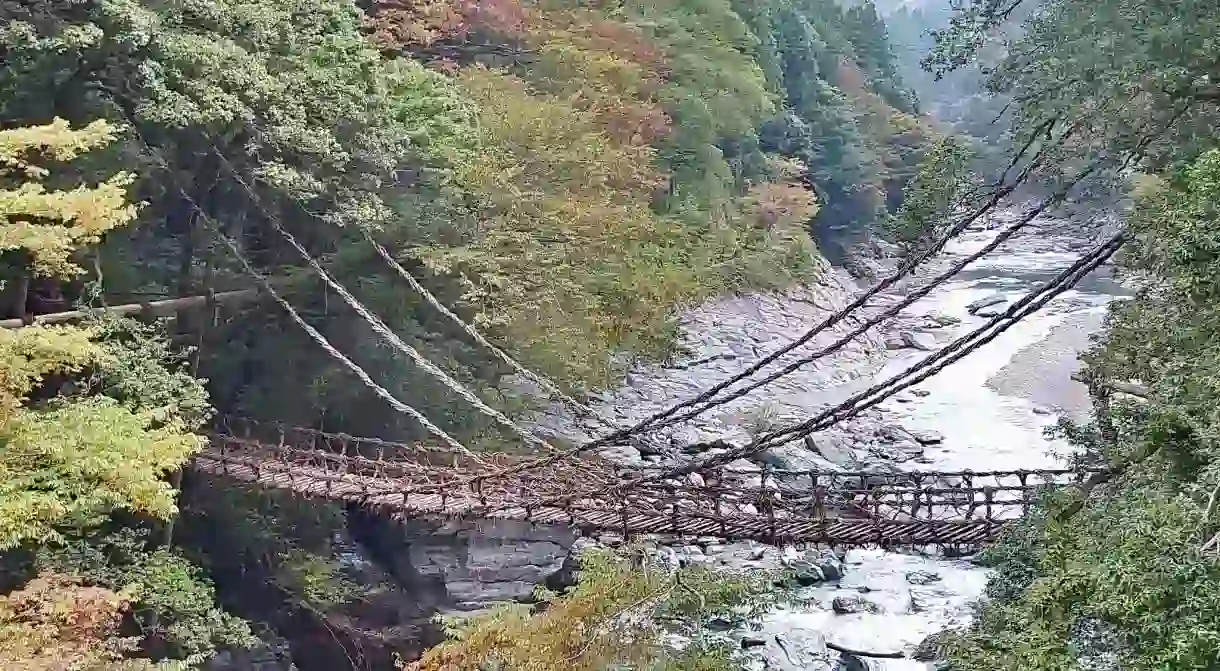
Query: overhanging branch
xmin=0 ymin=288 xmax=263 ymax=329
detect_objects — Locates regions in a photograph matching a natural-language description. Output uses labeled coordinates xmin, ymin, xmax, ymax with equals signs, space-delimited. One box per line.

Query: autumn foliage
xmin=0 ymin=573 xmax=152 ymax=671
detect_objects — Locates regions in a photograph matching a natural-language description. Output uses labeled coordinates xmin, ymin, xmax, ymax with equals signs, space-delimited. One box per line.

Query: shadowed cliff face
xmin=283 ymin=508 xmax=579 ymax=670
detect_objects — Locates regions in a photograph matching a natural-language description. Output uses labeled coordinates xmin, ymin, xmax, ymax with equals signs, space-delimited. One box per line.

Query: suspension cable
xmin=646 ymin=182 xmax=1088 ymax=432
xmin=359 ymin=225 xmax=659 ymax=450
xmin=588 ymin=233 xmax=1129 ymax=496
xmin=210 ymin=150 xmax=562 ymax=455
xmin=485 ymin=232 xmax=1126 ymax=506
xmin=109 ymin=105 xmax=479 ymax=458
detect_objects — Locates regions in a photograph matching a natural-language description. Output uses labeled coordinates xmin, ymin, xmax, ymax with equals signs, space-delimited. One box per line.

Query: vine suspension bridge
xmin=26 ymin=111 xmax=1133 ymax=549
xmin=191 ymin=417 xmax=1105 ymax=548
xmin=11 ymin=221 xmax=1125 ymax=548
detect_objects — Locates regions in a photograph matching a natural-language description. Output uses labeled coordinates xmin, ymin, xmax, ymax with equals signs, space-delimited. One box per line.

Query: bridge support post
xmin=811 ymin=473 xmax=826 ymax=544
xmin=760 ymin=464 xmax=776 ymax=546
xmin=712 ymin=481 xmax=726 ymax=538
xmin=871 ymin=488 xmax=883 ymax=545
xmin=984 ymin=487 xmax=996 ymax=540
xmin=668 ymin=483 xmax=679 ymax=537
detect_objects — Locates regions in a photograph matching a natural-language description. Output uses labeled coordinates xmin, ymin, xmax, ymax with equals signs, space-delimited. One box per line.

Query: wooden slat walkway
xmin=193 ymin=448 xmax=1016 ymax=547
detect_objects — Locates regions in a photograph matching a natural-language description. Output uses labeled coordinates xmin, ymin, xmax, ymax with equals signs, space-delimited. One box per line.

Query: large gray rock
xmin=927 ymin=312 xmax=961 ymax=327
xmin=803 ymin=434 xmax=861 ymax=469
xmin=967 ymin=293 xmax=1007 ymax=314
xmin=392 ymin=518 xmax=578 ymax=611
xmin=757 ymin=442 xmax=839 ymax=472
xmin=909 ymin=428 xmax=944 ymax=445
xmin=831 ymin=595 xmax=878 ymax=614
xmin=900 ymin=330 xmax=938 ymax=351
xmin=745 ymin=621 xmax=835 ymax=671
xmin=597 ymin=444 xmax=644 ymax=466
xmin=876 ymin=424 xmax=916 ymax=444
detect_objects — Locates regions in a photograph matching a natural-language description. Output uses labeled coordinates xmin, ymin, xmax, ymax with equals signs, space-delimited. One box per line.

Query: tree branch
xmin=0 ymin=288 xmax=263 ymax=329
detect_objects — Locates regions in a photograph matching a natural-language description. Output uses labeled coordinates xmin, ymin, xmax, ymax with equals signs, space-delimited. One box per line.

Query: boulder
xmin=803 ymin=434 xmax=860 ymax=469
xmin=597 ymin=445 xmax=643 ymax=466
xmin=748 ymin=628 xmax=835 ymax=671
xmin=868 ymin=444 xmax=918 ymax=463
xmin=755 ymin=443 xmax=841 ymax=490
xmin=975 ymin=305 xmax=1007 ymax=318
xmin=792 ymin=562 xmax=826 ymax=586
xmin=884 ymin=335 xmax=907 ymax=350
xmin=876 ymin=424 xmax=916 ymax=443
xmin=927 ymin=312 xmax=961 ymax=326
xmin=905 ymin=570 xmax=942 ymax=585
xmin=900 ymin=330 xmax=938 ymax=351
xmin=909 ymin=429 xmax=944 ymax=445
xmin=831 ymin=595 xmax=877 ymax=614
xmin=967 ymin=293 xmax=1006 ymax=314
xmin=817 ymin=557 xmax=844 ymax=582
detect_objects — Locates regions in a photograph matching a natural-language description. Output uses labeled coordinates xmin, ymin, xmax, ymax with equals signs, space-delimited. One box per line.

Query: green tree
xmin=0 ymin=117 xmax=253 ymax=668
xmin=409 ymin=549 xmax=781 ymax=671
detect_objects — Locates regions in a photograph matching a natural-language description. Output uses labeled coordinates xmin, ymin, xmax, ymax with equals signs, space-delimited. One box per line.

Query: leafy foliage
xmin=0 ymin=572 xmax=157 ymax=671
xmin=37 ymin=528 xmax=257 ymax=662
xmin=409 ymin=548 xmax=780 ymax=671
xmin=0 ymin=119 xmax=138 ymax=277
xmin=0 ymin=118 xmax=250 ymax=668
xmin=887 ymin=135 xmax=976 ymax=253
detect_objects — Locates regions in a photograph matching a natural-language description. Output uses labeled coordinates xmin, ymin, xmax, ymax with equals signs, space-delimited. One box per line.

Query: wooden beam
xmin=0 ymin=288 xmax=263 ymax=329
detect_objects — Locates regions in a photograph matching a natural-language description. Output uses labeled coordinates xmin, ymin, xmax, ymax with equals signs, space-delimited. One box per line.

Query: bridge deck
xmin=194 ymin=448 xmax=1015 ymax=546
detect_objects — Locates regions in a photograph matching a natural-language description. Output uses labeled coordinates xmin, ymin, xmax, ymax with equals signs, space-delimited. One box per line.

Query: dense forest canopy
xmin=0 ymin=0 xmax=948 ymax=667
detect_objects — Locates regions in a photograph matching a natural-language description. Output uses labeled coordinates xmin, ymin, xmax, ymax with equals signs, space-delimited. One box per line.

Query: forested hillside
xmin=0 ymin=1 xmax=937 ymax=668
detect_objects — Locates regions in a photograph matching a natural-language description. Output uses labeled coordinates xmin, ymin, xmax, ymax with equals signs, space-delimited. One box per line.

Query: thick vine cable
xmin=472 ymin=231 xmax=1125 ymax=511
xmin=109 ymin=106 xmax=479 ymax=458
xmin=359 ymin=228 xmax=593 ymax=417
xmin=571 ymin=232 xmax=1130 ymax=499
xmin=209 ymin=225 xmax=479 ymax=458
xmin=361 ymin=226 xmax=669 ymax=452
xmin=210 ymin=150 xmax=562 ymax=455
xmin=646 ymin=182 xmax=1088 ymax=432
